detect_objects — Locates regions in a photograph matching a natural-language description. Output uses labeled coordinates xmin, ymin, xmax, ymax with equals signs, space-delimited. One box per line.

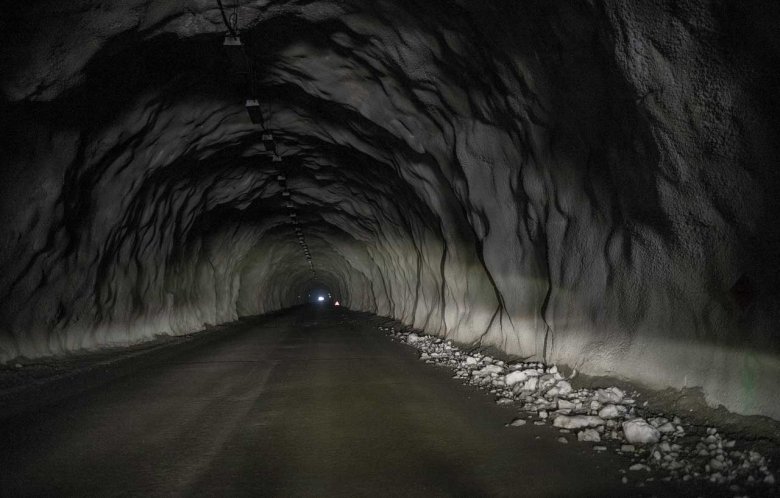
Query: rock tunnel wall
xmin=1 ymin=0 xmax=779 ymax=418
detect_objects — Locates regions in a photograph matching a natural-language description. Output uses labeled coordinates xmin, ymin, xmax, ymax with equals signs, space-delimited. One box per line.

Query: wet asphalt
xmin=0 ymin=306 xmax=720 ymax=497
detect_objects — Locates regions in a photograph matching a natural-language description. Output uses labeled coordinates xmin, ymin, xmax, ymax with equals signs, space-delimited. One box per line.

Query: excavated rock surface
xmin=1 ymin=0 xmax=779 ymax=418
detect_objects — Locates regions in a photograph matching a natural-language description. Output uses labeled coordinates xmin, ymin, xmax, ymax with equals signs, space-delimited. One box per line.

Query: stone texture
xmin=0 ymin=0 xmax=779 ymax=418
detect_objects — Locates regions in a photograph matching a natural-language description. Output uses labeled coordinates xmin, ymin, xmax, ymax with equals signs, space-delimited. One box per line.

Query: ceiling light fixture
xmin=223 ymin=35 xmax=249 ymax=73
xmin=245 ymin=99 xmax=263 ymax=124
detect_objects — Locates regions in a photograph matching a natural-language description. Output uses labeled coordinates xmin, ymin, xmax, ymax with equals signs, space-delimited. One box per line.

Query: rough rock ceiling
xmin=1 ymin=0 xmax=779 ymax=418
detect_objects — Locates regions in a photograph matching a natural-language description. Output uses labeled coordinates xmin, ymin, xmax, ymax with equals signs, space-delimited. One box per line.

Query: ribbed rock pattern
xmin=1 ymin=0 xmax=778 ymax=418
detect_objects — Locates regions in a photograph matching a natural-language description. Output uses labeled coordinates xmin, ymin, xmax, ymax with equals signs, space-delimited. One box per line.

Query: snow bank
xmin=387 ymin=326 xmax=778 ymax=491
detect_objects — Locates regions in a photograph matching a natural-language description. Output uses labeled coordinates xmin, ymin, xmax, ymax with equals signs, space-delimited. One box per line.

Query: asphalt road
xmin=0 ymin=306 xmax=716 ymax=497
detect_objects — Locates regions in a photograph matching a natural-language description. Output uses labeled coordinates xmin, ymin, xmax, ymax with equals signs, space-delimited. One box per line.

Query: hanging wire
xmin=217 ymin=0 xmax=238 ymax=36
xmin=217 ymin=0 xmax=301 ymax=267
xmin=249 ymin=65 xmax=264 ymax=128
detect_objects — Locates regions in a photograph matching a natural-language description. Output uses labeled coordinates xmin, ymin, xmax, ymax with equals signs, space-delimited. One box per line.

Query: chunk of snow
xmin=504 ymin=370 xmax=528 ymax=386
xmin=538 ymin=374 xmax=557 ymax=391
xmin=553 ymin=415 xmax=605 ymax=429
xmin=465 ymin=356 xmax=478 ymax=365
xmin=558 ymin=399 xmax=575 ymax=410
xmin=649 ymin=417 xmax=668 ymax=428
xmin=598 ymin=404 xmax=624 ymax=419
xmin=407 ymin=333 xmax=420 ymax=343
xmin=473 ymin=364 xmax=503 ymax=377
xmin=521 ymin=377 xmax=538 ymax=391
xmin=555 ymin=380 xmax=572 ymax=396
xmin=595 ymin=387 xmax=624 ymax=404
xmin=577 ymin=429 xmax=601 ymax=442
xmin=509 ymin=418 xmax=526 ymax=427
xmin=622 ymin=418 xmax=661 ymax=445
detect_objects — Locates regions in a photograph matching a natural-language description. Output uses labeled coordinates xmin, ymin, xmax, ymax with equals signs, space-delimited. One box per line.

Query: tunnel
xmin=1 ymin=0 xmax=779 ymax=495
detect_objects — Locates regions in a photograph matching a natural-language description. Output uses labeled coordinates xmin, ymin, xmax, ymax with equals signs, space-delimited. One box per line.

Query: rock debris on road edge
xmin=382 ymin=326 xmax=777 ymax=496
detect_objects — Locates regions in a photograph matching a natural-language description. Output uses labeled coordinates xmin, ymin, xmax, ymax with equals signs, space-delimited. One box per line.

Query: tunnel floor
xmin=0 ymin=307 xmax=729 ymax=497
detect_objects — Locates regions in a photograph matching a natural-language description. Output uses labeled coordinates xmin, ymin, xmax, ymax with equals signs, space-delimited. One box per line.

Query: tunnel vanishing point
xmin=1 ymin=0 xmax=779 ymax=423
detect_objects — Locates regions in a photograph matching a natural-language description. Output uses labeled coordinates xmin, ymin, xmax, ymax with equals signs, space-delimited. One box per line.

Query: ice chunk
xmin=649 ymin=417 xmax=668 ymax=428
xmin=504 ymin=370 xmax=528 ymax=386
xmin=595 ymin=387 xmax=624 ymax=404
xmin=407 ymin=333 xmax=420 ymax=343
xmin=473 ymin=364 xmax=503 ymax=377
xmin=521 ymin=377 xmax=539 ymax=391
xmin=577 ymin=429 xmax=601 ymax=442
xmin=553 ymin=415 xmax=605 ymax=429
xmin=465 ymin=356 xmax=478 ymax=365
xmin=538 ymin=374 xmax=557 ymax=391
xmin=555 ymin=380 xmax=572 ymax=396
xmin=622 ymin=418 xmax=661 ymax=445
xmin=509 ymin=418 xmax=527 ymax=427
xmin=558 ymin=399 xmax=576 ymax=410
xmin=598 ymin=404 xmax=624 ymax=419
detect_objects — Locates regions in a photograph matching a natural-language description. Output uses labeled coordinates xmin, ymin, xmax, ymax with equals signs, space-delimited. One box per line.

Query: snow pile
xmin=383 ymin=325 xmax=778 ymax=492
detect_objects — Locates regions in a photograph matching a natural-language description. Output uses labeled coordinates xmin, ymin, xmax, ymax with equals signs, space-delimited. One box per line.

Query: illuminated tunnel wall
xmin=1 ymin=0 xmax=779 ymax=419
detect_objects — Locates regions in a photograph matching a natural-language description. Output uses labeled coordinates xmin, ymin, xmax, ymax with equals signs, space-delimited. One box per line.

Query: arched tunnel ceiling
xmin=1 ymin=0 xmax=780 ymax=419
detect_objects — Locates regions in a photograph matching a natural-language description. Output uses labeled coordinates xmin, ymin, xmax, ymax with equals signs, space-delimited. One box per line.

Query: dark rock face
xmin=1 ymin=0 xmax=779 ymax=417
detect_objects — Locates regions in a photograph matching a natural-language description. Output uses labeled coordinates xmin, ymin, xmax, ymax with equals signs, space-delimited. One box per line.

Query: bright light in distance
xmin=317 ymin=296 xmax=325 ymax=302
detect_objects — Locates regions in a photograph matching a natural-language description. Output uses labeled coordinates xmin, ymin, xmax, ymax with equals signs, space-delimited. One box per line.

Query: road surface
xmin=0 ymin=306 xmax=714 ymax=496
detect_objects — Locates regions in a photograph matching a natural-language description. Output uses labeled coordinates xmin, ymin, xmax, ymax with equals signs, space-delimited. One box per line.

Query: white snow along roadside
xmin=382 ymin=325 xmax=778 ymax=492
